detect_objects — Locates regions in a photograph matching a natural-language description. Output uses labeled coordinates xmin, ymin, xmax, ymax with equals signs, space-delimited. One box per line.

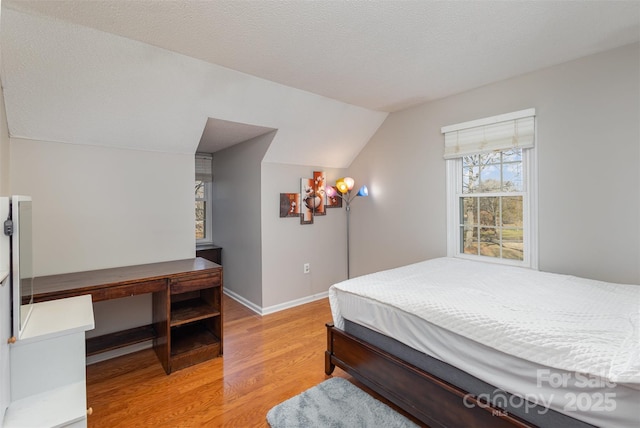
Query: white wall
xmin=212 ymin=132 xmax=273 ymax=308
xmin=0 ymin=75 xmax=8 ymax=196
xmin=10 ymin=138 xmax=195 ymax=274
xmin=260 ymin=163 xmax=348 ymax=310
xmin=0 ymin=26 xmax=12 ymax=417
xmin=9 ymin=138 xmax=195 ymax=343
xmin=349 ymin=43 xmax=640 ymax=285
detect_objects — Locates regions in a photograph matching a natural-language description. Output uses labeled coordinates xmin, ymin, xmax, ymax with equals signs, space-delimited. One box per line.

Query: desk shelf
xmin=171 ymin=299 xmax=221 ymax=327
xmin=170 ymin=321 xmax=221 ymax=372
xmin=171 ymin=322 xmax=220 ymax=354
xmin=86 ymin=325 xmax=156 ymax=356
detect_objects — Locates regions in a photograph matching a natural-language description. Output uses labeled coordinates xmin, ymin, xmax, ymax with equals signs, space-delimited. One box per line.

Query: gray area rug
xmin=266 ymin=377 xmax=420 ymax=428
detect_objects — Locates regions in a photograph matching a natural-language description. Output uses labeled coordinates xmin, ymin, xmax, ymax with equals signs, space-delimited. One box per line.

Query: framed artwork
xmin=280 ymin=170 xmax=343 ymax=225
xmin=300 ymin=178 xmax=315 ymax=224
xmin=325 ymin=186 xmax=343 ymax=208
xmin=313 ymin=171 xmax=326 ymax=216
xmin=279 ymin=193 xmax=300 ymax=218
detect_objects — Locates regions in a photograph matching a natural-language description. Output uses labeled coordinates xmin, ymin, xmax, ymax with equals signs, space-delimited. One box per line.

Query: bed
xmin=324 ymin=257 xmax=640 ymax=428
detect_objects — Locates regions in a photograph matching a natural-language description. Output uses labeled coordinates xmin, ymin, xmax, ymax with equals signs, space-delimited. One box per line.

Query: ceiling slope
xmin=4 ymin=1 xmax=639 ymax=112
xmin=0 ymin=8 xmax=387 ymax=167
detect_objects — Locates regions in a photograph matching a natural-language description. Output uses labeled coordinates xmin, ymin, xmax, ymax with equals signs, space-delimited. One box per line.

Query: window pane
xmin=479 ymin=227 xmax=500 ymax=257
xmin=502 ymin=149 xmax=522 ymax=163
xmin=462 ymin=154 xmax=478 ymax=168
xmin=502 ymin=228 xmax=523 ymax=260
xmin=482 ymin=152 xmax=501 ymax=165
xmin=462 ymin=166 xmax=479 ymax=194
xmin=503 ymin=162 xmax=522 ymax=192
xmin=501 ymin=196 xmax=523 ymax=227
xmin=195 ymin=180 xmax=205 ymax=199
xmin=195 ymin=222 xmax=204 ymax=239
xmin=479 ymin=197 xmax=499 ymax=226
xmin=461 ymin=225 xmax=478 ymax=255
xmin=195 ymin=201 xmax=206 ymax=239
xmin=479 ymin=164 xmax=500 ymax=192
xmin=461 ymin=197 xmax=477 ymax=226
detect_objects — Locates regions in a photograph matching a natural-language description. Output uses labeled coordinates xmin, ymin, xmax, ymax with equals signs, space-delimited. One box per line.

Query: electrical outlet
xmin=303 ymin=263 xmax=310 ymax=274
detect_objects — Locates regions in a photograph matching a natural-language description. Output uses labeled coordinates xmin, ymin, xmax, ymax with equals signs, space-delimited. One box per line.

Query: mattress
xmin=329 ymin=257 xmax=640 ymax=428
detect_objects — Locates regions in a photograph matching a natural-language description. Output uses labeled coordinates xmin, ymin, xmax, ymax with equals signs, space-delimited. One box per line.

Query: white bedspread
xmin=330 ymin=257 xmax=640 ymax=385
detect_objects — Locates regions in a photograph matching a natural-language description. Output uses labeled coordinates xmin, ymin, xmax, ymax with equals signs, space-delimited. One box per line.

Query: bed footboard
xmin=325 ymin=323 xmax=535 ymax=428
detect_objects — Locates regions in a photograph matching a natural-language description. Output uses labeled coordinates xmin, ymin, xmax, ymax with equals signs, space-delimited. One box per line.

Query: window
xmin=195 ymin=153 xmax=213 ymax=244
xmin=442 ymin=109 xmax=537 ymax=268
xmin=459 ymin=149 xmax=524 ymax=261
xmin=195 ymin=179 xmax=208 ymax=240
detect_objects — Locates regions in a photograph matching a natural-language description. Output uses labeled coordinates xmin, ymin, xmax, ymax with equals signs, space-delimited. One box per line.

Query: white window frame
xmin=444 ymin=114 xmax=538 ymax=269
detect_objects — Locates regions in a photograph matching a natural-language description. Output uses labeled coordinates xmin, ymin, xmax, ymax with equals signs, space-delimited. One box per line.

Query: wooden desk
xmin=32 ymin=258 xmax=223 ymax=374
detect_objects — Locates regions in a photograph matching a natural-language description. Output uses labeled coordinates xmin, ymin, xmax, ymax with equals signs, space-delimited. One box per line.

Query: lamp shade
xmin=343 ymin=177 xmax=355 ymax=191
xmin=325 ymin=185 xmax=337 ymax=197
xmin=356 ymin=185 xmax=369 ymax=197
xmin=335 ymin=178 xmax=349 ymax=194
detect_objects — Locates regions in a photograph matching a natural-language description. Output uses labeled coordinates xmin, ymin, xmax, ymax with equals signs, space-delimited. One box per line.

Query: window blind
xmin=195 ymin=153 xmax=213 ymax=182
xmin=441 ymin=109 xmax=535 ymax=159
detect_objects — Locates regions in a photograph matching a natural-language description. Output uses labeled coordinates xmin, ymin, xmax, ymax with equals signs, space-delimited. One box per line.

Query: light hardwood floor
xmin=86 ymin=294 xmax=351 ymax=427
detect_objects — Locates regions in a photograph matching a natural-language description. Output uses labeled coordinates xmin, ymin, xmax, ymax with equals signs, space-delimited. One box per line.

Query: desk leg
xmin=152 ymin=287 xmax=170 ymax=374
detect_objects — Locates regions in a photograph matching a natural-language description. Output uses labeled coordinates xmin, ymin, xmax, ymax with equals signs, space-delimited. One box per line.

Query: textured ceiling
xmin=5 ymin=0 xmax=639 ymax=112
xmin=1 ymin=1 xmax=639 ymax=163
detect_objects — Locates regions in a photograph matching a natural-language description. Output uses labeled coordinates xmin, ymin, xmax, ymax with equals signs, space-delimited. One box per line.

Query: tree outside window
xmin=195 ymin=180 xmax=206 ymax=240
xmin=460 ymin=149 xmax=524 ymax=261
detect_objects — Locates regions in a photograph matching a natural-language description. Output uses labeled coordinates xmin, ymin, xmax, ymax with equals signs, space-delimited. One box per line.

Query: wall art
xmin=280 ymin=171 xmax=334 ymax=225
xmin=279 ymin=193 xmax=300 ymax=218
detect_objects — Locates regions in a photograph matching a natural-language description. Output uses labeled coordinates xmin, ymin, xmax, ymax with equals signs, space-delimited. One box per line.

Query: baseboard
xmin=223 ymin=289 xmax=328 ymax=316
xmin=223 ymin=289 xmax=262 ymax=314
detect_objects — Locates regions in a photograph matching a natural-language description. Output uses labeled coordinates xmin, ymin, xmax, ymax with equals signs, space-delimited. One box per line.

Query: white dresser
xmin=3 ymin=295 xmax=94 ymax=427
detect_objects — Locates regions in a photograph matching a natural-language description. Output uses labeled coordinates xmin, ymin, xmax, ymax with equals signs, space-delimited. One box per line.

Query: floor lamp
xmin=326 ymin=177 xmax=368 ymax=279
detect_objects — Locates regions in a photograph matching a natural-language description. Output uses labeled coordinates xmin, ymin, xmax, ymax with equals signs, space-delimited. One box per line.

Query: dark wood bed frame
xmin=325 ymin=323 xmax=537 ymax=428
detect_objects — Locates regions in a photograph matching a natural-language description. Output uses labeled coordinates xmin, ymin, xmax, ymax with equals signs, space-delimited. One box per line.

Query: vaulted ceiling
xmin=1 ymin=1 xmax=638 ymax=167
